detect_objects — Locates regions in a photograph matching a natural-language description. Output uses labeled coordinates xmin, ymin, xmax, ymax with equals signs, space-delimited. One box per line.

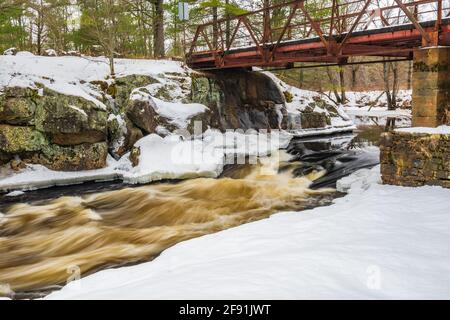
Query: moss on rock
xmin=115 ymin=75 xmax=159 ymax=111
xmin=0 ymin=96 xmax=37 ymax=125
xmin=0 ymin=124 xmax=49 ymax=153
xmin=34 ymin=88 xmax=107 ymax=139
xmin=37 ymin=142 xmax=108 ymax=171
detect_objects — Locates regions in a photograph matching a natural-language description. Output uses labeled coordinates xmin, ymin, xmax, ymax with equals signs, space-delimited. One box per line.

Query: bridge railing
xmin=185 ymin=0 xmax=449 ymax=66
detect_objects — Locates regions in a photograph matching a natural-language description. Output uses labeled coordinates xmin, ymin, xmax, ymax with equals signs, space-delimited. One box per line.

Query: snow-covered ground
xmin=396 ymin=125 xmax=450 ymax=134
xmin=0 ymin=53 xmax=186 ymax=108
xmin=266 ymin=70 xmax=411 ymax=128
xmin=343 ymin=90 xmax=412 ymax=127
xmin=46 ymin=166 xmax=450 ymax=300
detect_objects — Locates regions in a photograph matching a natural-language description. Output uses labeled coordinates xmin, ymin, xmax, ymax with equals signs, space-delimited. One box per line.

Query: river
xmin=0 ymin=128 xmax=381 ymax=299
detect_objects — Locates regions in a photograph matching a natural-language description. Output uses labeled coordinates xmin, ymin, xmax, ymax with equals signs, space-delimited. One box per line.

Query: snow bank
xmin=130 ymin=89 xmax=207 ymax=129
xmin=0 ymin=55 xmax=186 ymax=109
xmin=343 ymin=106 xmax=411 ymax=127
xmin=0 ymin=130 xmax=292 ymax=192
xmin=46 ymin=166 xmax=450 ymax=299
xmin=336 ymin=164 xmax=381 ymax=194
xmin=342 ymin=90 xmax=412 ymax=127
xmin=152 ymin=98 xmax=207 ymax=129
xmin=396 ymin=125 xmax=450 ymax=135
xmin=284 ymin=123 xmax=357 ymax=138
xmin=0 ymin=158 xmax=121 ymax=192
xmin=345 ymin=90 xmax=411 ymax=108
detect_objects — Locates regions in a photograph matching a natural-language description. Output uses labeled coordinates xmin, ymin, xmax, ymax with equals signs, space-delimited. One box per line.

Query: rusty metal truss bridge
xmin=185 ymin=0 xmax=450 ymax=70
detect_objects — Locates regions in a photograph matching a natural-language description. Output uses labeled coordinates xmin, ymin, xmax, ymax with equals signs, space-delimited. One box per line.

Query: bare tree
xmin=326 ymin=66 xmax=347 ymax=104
xmin=82 ymin=0 xmax=123 ymax=95
xmin=383 ymin=57 xmax=399 ymax=130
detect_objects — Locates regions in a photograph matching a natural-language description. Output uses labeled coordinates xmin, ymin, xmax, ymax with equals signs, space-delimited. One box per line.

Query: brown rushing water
xmin=0 ymin=151 xmax=337 ymax=298
xmin=0 ymin=130 xmax=382 ymax=299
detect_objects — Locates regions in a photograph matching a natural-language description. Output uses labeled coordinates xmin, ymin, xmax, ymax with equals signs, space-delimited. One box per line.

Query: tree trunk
xmin=339 ymin=65 xmax=346 ymax=103
xmin=36 ymin=6 xmax=44 ymax=55
xmin=263 ymin=0 xmax=271 ymax=43
xmin=299 ymin=64 xmax=304 ymax=88
xmin=173 ymin=0 xmax=179 ymax=56
xmin=407 ymin=60 xmax=412 ymax=90
xmin=225 ymin=0 xmax=231 ymax=48
xmin=383 ymin=59 xmax=399 ymax=111
xmin=391 ymin=62 xmax=399 ymax=110
xmin=351 ymin=65 xmax=359 ymax=90
xmin=153 ymin=0 xmax=164 ymax=58
xmin=327 ymin=67 xmax=341 ymax=104
xmin=383 ymin=60 xmax=393 ymax=109
xmin=212 ymin=6 xmax=218 ymax=50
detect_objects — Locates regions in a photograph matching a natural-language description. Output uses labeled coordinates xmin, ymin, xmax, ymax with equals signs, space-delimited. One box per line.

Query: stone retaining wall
xmin=380 ymin=130 xmax=450 ymax=188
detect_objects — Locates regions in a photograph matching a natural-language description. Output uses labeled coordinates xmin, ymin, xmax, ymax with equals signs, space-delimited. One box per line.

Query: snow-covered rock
xmin=264 ymin=71 xmax=355 ymax=133
xmin=0 ymin=55 xmax=186 ymax=109
xmin=3 ymin=48 xmax=17 ymax=56
xmin=337 ymin=164 xmax=382 ymax=193
xmin=43 ymin=49 xmax=57 ymax=57
xmin=15 ymin=51 xmax=35 ymax=57
xmin=5 ymin=190 xmax=25 ymax=197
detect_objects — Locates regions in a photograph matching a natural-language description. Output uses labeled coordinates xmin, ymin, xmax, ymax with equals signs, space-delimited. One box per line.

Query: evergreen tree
xmin=0 ymin=1 xmax=27 ymax=52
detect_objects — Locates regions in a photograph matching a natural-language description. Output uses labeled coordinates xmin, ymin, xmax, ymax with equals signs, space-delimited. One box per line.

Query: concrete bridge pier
xmin=412 ymin=46 xmax=450 ymax=127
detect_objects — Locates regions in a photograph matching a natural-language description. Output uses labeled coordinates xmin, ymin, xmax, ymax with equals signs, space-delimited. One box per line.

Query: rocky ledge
xmin=1 ymin=57 xmax=353 ymax=173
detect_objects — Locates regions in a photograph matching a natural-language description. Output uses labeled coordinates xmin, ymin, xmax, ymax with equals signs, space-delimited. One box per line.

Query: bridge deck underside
xmin=188 ymin=18 xmax=450 ymax=70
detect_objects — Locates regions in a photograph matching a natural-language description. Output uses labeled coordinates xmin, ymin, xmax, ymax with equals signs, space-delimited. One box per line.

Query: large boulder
xmin=191 ymin=70 xmax=287 ymax=131
xmin=35 ymin=89 xmax=107 ymax=145
xmin=36 ymin=142 xmax=108 ymax=171
xmin=3 ymin=48 xmax=17 ymax=56
xmin=285 ymin=98 xmax=335 ymax=130
xmin=0 ymin=124 xmax=108 ymax=171
xmin=114 ymin=75 xmax=159 ymax=111
xmin=300 ymin=112 xmax=330 ymax=129
xmin=0 ymin=87 xmax=39 ymax=125
xmin=126 ymin=97 xmax=159 ymax=134
xmin=2 ymin=86 xmax=38 ymax=98
xmin=309 ymin=97 xmax=340 ymax=117
xmin=0 ymin=96 xmax=37 ymax=125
